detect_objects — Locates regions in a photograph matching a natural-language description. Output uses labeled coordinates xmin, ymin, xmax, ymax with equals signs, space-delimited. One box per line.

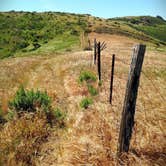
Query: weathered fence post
xmin=94 ymin=38 xmax=97 ymax=64
xmin=110 ymin=54 xmax=115 ymax=104
xmin=97 ymin=42 xmax=101 ymax=81
xmin=118 ymin=44 xmax=146 ymax=155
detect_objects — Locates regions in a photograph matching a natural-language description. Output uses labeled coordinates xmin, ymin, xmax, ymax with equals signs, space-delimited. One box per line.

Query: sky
xmin=0 ymin=0 xmax=166 ymax=19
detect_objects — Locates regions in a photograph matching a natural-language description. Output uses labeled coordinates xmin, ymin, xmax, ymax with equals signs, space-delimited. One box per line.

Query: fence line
xmin=91 ymin=38 xmax=165 ymax=159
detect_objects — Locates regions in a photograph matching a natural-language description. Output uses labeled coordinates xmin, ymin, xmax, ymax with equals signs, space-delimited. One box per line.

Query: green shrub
xmin=80 ymin=97 xmax=93 ymax=109
xmin=53 ymin=107 xmax=66 ymax=121
xmin=32 ymin=42 xmax=41 ymax=50
xmin=87 ymin=85 xmax=98 ymax=96
xmin=9 ymin=86 xmax=51 ymax=113
xmin=70 ymin=29 xmax=79 ymax=36
xmin=79 ymin=70 xmax=97 ymax=83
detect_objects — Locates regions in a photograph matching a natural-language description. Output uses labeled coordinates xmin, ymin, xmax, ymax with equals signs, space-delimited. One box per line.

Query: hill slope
xmin=0 ymin=33 xmax=165 ymax=165
xmin=0 ymin=12 xmax=166 ymax=59
xmin=109 ymin=16 xmax=166 ymax=43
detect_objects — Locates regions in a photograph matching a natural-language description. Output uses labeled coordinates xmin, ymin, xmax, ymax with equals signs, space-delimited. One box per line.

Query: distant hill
xmin=108 ymin=16 xmax=166 ymax=43
xmin=0 ymin=11 xmax=166 ymax=59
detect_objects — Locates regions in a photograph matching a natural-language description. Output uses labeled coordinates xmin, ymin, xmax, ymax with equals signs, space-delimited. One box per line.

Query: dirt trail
xmin=0 ymin=33 xmax=166 ymax=165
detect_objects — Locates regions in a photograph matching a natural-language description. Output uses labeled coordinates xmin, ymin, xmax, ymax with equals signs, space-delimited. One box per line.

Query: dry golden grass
xmin=0 ymin=33 xmax=165 ymax=165
xmin=0 ymin=112 xmax=49 ymax=166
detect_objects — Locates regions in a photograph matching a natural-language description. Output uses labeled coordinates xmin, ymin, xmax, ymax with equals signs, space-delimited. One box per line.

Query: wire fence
xmin=90 ymin=40 xmax=165 ymax=115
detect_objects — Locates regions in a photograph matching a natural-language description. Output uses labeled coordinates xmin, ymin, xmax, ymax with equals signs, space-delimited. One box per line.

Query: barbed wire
xmin=115 ymin=57 xmax=131 ymax=66
xmin=91 ymin=40 xmax=165 ymax=109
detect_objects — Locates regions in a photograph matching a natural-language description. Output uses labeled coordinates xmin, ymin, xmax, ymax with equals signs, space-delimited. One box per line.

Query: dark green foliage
xmin=52 ymin=107 xmax=66 ymax=127
xmin=70 ymin=29 xmax=79 ymax=36
xmin=80 ymin=97 xmax=93 ymax=109
xmin=8 ymin=86 xmax=66 ymax=127
xmin=9 ymin=86 xmax=51 ymax=113
xmin=33 ymin=42 xmax=41 ymax=50
xmin=156 ymin=15 xmax=165 ymax=21
xmin=0 ymin=11 xmax=88 ymax=59
xmin=79 ymin=71 xmax=97 ymax=83
xmin=87 ymin=85 xmax=98 ymax=96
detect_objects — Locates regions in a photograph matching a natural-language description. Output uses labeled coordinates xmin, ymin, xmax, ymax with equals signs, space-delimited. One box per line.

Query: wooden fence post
xmin=88 ymin=39 xmax=91 ymax=50
xmin=110 ymin=54 xmax=115 ymax=104
xmin=97 ymin=42 xmax=101 ymax=81
xmin=94 ymin=39 xmax=97 ymax=64
xmin=118 ymin=44 xmax=146 ymax=155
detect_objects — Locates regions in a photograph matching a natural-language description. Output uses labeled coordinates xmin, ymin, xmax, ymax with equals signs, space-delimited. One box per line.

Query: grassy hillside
xmin=109 ymin=16 xmax=166 ymax=43
xmin=0 ymin=11 xmax=88 ymax=59
xmin=0 ymin=12 xmax=166 ymax=59
xmin=0 ymin=33 xmax=165 ymax=165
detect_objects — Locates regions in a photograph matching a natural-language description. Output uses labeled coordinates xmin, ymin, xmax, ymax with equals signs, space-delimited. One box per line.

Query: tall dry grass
xmin=0 ymin=112 xmax=49 ymax=166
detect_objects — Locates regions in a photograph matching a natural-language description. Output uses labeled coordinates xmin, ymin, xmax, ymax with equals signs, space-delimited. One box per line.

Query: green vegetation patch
xmin=0 ymin=86 xmax=67 ymax=165
xmin=79 ymin=70 xmax=97 ymax=83
xmin=80 ymin=97 xmax=93 ymax=109
xmin=8 ymin=86 xmax=66 ymax=126
xmin=106 ymin=16 xmax=166 ymax=45
xmin=135 ymin=25 xmax=166 ymax=43
xmin=87 ymin=85 xmax=98 ymax=96
xmin=0 ymin=11 xmax=88 ymax=59
xmin=9 ymin=86 xmax=51 ymax=113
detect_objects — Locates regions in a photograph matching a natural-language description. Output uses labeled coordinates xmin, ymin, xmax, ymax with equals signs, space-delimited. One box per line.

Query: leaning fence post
xmin=97 ymin=42 xmax=101 ymax=81
xmin=118 ymin=44 xmax=146 ymax=155
xmin=109 ymin=54 xmax=115 ymax=104
xmin=94 ymin=38 xmax=97 ymax=64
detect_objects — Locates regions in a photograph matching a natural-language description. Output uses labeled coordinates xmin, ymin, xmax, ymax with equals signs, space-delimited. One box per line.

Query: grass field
xmin=0 ymin=32 xmax=165 ymax=165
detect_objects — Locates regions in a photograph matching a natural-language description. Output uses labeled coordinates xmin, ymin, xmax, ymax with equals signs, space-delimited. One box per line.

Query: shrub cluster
xmin=79 ymin=70 xmax=97 ymax=83
xmin=8 ymin=86 xmax=65 ymax=127
xmin=87 ymin=85 xmax=98 ymax=96
xmin=0 ymin=12 xmax=88 ymax=59
xmin=9 ymin=86 xmax=51 ymax=113
xmin=0 ymin=86 xmax=66 ymax=165
xmin=80 ymin=97 xmax=93 ymax=109
xmin=79 ymin=70 xmax=98 ymax=109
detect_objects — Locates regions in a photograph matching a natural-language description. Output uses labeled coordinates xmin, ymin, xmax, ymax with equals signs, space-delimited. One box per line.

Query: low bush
xmin=32 ymin=42 xmax=41 ymax=50
xmin=52 ymin=107 xmax=66 ymax=127
xmin=9 ymin=86 xmax=51 ymax=113
xmin=0 ymin=87 xmax=66 ymax=165
xmin=87 ymin=85 xmax=98 ymax=96
xmin=79 ymin=70 xmax=97 ymax=83
xmin=80 ymin=97 xmax=93 ymax=109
